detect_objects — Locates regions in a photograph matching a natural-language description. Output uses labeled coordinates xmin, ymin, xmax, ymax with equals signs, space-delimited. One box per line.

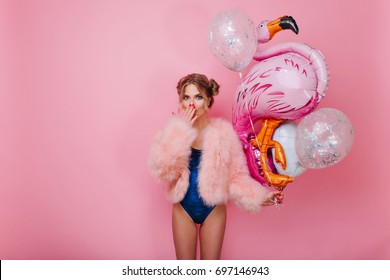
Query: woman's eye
xmin=183 ymin=96 xmax=189 ymax=100
xmin=196 ymin=95 xmax=203 ymax=100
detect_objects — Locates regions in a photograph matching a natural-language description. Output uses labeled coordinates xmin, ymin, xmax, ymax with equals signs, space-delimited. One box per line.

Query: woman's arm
xmin=227 ymin=125 xmax=271 ymax=213
xmin=148 ymin=117 xmax=197 ymax=184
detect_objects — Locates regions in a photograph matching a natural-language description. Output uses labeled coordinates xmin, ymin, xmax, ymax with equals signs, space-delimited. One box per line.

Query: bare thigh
xmin=172 ymin=203 xmax=198 ymax=260
xmin=199 ymin=204 xmax=226 ymax=260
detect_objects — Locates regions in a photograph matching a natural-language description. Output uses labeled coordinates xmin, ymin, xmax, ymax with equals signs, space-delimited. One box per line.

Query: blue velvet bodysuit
xmin=180 ymin=148 xmax=215 ymax=224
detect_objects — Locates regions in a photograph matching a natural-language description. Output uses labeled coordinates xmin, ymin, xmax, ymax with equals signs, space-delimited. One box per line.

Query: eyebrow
xmin=183 ymin=93 xmax=202 ymax=97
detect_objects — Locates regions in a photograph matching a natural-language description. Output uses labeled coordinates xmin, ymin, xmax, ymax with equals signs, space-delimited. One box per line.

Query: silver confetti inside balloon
xmin=295 ymin=108 xmax=354 ymax=169
xmin=209 ymin=10 xmax=257 ymax=72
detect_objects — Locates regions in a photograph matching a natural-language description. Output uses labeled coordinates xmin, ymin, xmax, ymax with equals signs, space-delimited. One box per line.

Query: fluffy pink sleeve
xmin=148 ymin=117 xmax=197 ymax=184
xmin=227 ymin=125 xmax=270 ymax=213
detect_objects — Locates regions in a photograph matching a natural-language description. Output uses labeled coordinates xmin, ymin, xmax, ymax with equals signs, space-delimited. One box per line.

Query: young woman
xmin=148 ymin=73 xmax=282 ymax=260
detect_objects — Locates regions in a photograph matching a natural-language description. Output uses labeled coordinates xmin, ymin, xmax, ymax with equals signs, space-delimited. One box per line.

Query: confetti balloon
xmin=208 ymin=10 xmax=257 ymax=72
xmin=295 ymin=108 xmax=354 ymax=169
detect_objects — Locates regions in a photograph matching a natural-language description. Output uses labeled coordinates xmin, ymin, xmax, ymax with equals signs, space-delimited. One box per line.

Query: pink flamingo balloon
xmin=232 ymin=16 xmax=329 ymax=189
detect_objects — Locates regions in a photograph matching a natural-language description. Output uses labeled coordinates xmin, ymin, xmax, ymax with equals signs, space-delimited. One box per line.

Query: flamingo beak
xmin=267 ymin=15 xmax=299 ymax=40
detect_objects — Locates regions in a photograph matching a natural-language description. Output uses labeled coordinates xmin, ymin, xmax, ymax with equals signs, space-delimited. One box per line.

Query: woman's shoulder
xmin=208 ymin=117 xmax=232 ymax=126
xmin=207 ymin=118 xmax=236 ymax=134
xmin=205 ymin=118 xmax=242 ymax=150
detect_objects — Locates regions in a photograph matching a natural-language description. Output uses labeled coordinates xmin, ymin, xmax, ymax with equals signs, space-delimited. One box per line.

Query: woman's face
xmin=181 ymin=84 xmax=210 ymax=116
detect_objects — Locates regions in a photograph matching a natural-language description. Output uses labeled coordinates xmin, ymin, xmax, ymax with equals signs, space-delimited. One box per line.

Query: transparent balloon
xmin=209 ymin=10 xmax=257 ymax=72
xmin=296 ymin=108 xmax=354 ymax=169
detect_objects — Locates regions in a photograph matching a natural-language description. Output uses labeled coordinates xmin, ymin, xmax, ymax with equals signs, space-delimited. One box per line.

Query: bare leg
xmin=172 ymin=203 xmax=198 ymax=260
xmin=199 ymin=205 xmax=226 ymax=260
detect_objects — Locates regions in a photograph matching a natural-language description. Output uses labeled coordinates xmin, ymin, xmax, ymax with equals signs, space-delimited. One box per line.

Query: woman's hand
xmin=262 ymin=190 xmax=284 ymax=206
xmin=175 ymin=106 xmax=198 ymax=126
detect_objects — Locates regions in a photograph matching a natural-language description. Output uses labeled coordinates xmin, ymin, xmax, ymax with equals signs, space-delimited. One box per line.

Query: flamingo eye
xmin=259 ymin=24 xmax=264 ymax=28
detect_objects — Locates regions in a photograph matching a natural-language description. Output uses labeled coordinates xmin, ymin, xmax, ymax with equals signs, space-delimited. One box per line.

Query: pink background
xmin=1 ymin=0 xmax=389 ymax=259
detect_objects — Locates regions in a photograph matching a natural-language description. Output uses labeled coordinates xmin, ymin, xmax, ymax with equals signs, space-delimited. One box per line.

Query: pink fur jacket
xmin=148 ymin=117 xmax=270 ymax=213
